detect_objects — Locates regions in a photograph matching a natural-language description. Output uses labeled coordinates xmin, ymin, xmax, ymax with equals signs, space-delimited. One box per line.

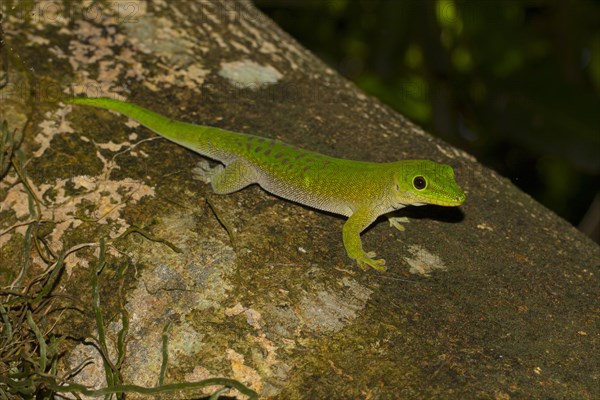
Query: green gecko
xmin=66 ymin=97 xmax=466 ymax=270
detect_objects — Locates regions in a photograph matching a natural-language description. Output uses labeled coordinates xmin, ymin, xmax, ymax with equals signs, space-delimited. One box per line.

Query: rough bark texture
xmin=1 ymin=1 xmax=598 ymax=399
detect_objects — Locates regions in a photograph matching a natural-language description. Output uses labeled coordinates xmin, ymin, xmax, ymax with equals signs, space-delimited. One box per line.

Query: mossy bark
xmin=1 ymin=1 xmax=598 ymax=399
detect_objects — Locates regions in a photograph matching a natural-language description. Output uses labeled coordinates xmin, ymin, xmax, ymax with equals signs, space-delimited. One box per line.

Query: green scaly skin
xmin=66 ymin=97 xmax=466 ymax=270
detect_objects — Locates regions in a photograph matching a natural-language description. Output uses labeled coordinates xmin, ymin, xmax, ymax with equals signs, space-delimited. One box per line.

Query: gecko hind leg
xmin=192 ymin=159 xmax=219 ymax=184
xmin=192 ymin=159 xmax=258 ymax=194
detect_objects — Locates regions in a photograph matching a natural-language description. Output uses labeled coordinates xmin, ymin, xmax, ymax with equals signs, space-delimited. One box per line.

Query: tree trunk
xmin=1 ymin=1 xmax=598 ymax=399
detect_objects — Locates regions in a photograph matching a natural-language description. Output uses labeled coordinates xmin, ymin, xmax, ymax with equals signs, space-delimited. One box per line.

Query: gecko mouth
xmin=428 ymin=194 xmax=466 ymax=206
xmin=413 ymin=189 xmax=466 ymax=207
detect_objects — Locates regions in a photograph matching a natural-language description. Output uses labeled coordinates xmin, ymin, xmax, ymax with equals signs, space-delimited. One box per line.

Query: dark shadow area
xmin=386 ymin=204 xmax=465 ymax=225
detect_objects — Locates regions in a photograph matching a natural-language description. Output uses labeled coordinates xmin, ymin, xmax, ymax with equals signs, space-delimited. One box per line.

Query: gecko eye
xmin=413 ymin=176 xmax=426 ymax=190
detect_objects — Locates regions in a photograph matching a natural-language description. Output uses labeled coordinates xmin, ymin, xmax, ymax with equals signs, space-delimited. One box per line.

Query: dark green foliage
xmin=257 ymin=0 xmax=600 ymax=239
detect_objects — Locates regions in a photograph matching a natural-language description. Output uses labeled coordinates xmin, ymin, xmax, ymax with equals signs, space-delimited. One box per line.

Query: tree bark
xmin=1 ymin=1 xmax=598 ymax=399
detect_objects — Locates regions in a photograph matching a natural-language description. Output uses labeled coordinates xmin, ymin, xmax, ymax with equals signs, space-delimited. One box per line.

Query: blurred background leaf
xmin=257 ymin=0 xmax=600 ymax=242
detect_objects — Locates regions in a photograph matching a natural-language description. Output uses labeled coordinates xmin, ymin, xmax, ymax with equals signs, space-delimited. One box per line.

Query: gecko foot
xmin=388 ymin=216 xmax=409 ymax=232
xmin=192 ymin=160 xmax=223 ymax=184
xmin=355 ymin=251 xmax=387 ymax=271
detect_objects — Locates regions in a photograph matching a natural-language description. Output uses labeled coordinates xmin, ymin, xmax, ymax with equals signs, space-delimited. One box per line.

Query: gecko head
xmin=392 ymin=160 xmax=466 ymax=207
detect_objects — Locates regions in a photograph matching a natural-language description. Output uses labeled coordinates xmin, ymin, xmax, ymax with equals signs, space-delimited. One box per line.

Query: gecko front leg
xmin=343 ymin=207 xmax=386 ymax=271
xmin=388 ymin=216 xmax=409 ymax=231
